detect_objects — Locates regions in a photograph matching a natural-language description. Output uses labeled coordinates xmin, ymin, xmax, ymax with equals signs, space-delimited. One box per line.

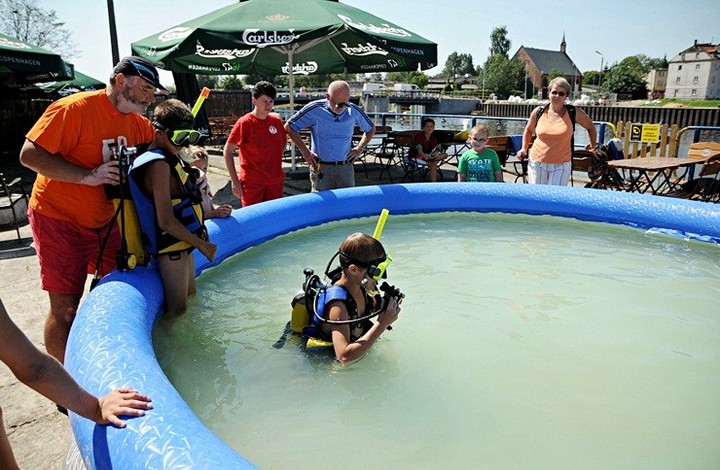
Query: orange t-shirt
xmin=529 ymin=109 xmax=573 ymax=164
xmin=26 ymin=90 xmax=154 ymax=229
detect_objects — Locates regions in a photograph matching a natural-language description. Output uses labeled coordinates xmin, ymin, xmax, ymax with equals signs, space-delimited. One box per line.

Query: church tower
xmin=560 ymin=32 xmax=566 ymax=53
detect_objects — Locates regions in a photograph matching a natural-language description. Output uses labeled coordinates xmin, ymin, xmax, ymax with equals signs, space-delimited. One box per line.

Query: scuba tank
xmin=107 ymin=143 xmax=148 ymax=269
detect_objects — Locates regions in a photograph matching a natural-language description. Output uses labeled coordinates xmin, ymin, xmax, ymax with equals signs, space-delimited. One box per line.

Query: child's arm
xmin=205 ymin=204 xmax=233 ymax=218
xmin=145 ymin=162 xmax=216 ymax=261
xmin=457 ymin=172 xmax=467 ymax=182
xmin=494 ymin=170 xmax=504 ymax=182
xmin=0 ymin=300 xmax=151 ymax=427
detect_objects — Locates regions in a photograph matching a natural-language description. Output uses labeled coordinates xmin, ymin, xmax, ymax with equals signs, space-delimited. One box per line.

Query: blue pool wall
xmin=65 ymin=183 xmax=720 ymax=469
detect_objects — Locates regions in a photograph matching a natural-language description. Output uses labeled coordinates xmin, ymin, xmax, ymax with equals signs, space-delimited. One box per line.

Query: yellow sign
xmin=630 ymin=123 xmax=661 ymax=143
xmin=640 ymin=124 xmax=660 ymax=143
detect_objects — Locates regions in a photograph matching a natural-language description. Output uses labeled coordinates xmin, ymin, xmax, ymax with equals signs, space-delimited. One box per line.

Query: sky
xmin=35 ymin=0 xmax=720 ymax=88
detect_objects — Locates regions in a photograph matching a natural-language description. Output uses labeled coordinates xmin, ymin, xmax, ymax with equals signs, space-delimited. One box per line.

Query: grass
xmin=656 ymin=99 xmax=720 ymax=108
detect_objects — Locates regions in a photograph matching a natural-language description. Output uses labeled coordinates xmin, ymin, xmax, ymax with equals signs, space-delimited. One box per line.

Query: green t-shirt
xmin=457 ymin=148 xmax=502 ymax=182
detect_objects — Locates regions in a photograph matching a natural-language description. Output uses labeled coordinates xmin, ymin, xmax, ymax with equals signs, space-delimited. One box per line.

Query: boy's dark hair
xmin=421 ymin=117 xmax=435 ymax=128
xmin=152 ymin=98 xmax=194 ymax=131
xmin=253 ymin=81 xmax=277 ymax=100
xmin=338 ymin=232 xmax=385 ymax=266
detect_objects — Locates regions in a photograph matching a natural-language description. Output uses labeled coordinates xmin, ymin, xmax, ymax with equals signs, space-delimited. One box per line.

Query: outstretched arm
xmin=516 ymin=107 xmax=540 ymax=160
xmin=0 ymin=299 xmax=152 ymax=427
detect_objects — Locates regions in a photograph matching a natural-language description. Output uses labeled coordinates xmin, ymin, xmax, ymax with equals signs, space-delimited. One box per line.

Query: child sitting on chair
xmin=457 ymin=124 xmax=504 ymax=183
xmin=187 ymin=145 xmax=233 ymax=219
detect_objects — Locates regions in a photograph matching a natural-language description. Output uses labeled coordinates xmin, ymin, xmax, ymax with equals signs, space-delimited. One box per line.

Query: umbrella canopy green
xmin=131 ymin=0 xmax=437 ymax=77
xmin=0 ymin=32 xmax=74 ymax=84
xmin=39 ymin=71 xmax=106 ymax=95
xmin=131 ymin=0 xmax=437 ymax=168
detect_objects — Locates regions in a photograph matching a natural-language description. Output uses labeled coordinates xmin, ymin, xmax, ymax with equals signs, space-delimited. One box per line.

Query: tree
xmin=489 ymin=26 xmax=511 ymax=58
xmin=0 ymin=0 xmax=78 ymax=58
xmin=386 ymin=71 xmax=428 ymax=89
xmin=442 ymin=52 xmax=475 ymax=82
xmin=197 ymin=75 xmax=219 ymax=89
xmin=602 ymin=60 xmax=647 ymax=99
xmin=483 ymin=55 xmax=525 ymax=98
xmin=221 ymin=75 xmax=244 ymax=90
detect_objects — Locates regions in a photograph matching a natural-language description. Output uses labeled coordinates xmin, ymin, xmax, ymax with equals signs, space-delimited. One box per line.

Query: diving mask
xmin=338 ymin=251 xmax=392 ymax=281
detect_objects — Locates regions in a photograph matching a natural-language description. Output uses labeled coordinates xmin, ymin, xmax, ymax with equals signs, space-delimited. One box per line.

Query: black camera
xmin=379 ymin=282 xmax=404 ymax=305
xmin=104 ymin=144 xmax=138 ymax=200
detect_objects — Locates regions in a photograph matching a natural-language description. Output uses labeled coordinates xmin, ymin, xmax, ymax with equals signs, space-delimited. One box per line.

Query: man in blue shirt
xmin=286 ymin=81 xmax=375 ymax=191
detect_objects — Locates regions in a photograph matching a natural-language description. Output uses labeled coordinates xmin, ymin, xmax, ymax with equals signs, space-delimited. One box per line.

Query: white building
xmin=646 ymin=68 xmax=667 ymax=99
xmin=665 ymin=40 xmax=720 ymax=100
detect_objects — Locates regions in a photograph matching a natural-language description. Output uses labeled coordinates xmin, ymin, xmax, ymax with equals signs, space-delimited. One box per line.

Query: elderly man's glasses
xmin=551 ymin=90 xmax=567 ymax=96
xmin=332 ymin=102 xmax=349 ymax=109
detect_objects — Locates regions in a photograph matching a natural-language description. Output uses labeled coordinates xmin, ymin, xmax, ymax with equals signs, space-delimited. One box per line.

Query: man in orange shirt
xmin=19 ymin=56 xmax=164 ymax=364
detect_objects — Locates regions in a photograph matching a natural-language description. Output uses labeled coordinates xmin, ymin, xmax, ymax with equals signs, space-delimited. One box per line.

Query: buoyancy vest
xmin=303 ymin=285 xmax=373 ymax=343
xmin=128 ymin=149 xmax=205 ymax=256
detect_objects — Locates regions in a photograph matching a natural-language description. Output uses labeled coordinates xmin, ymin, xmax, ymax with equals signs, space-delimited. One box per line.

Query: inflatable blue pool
xmin=65 ymin=183 xmax=720 ymax=469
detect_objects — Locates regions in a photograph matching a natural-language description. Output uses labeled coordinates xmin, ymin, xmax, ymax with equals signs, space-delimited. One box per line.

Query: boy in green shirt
xmin=457 ymin=124 xmax=504 ymax=182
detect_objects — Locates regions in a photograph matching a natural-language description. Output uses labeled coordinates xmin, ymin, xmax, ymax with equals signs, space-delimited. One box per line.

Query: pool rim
xmin=65 ymin=183 xmax=720 ymax=469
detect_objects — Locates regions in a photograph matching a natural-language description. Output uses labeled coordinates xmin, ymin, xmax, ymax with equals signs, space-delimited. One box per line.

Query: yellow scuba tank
xmin=112 ymin=198 xmax=148 ymax=268
xmin=290 ymin=290 xmax=310 ymax=333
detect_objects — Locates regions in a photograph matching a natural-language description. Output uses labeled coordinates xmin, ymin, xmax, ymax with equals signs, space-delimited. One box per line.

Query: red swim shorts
xmin=29 ymin=208 xmax=120 ymax=295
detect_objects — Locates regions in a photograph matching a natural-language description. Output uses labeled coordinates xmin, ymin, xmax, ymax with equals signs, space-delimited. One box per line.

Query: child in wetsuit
xmin=128 ymin=99 xmax=217 ymax=317
xmin=315 ymin=232 xmax=400 ymax=364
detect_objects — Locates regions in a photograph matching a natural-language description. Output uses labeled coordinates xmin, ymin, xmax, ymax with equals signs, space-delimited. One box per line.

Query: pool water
xmin=153 ymin=213 xmax=720 ymax=468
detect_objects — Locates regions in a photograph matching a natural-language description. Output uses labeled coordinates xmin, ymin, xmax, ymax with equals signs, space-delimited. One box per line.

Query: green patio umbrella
xmin=131 ymin=0 xmax=437 ymax=76
xmin=0 ymin=32 xmax=74 ymax=84
xmin=131 ymin=0 xmax=437 ymax=166
xmin=39 ymin=71 xmax=106 ymax=95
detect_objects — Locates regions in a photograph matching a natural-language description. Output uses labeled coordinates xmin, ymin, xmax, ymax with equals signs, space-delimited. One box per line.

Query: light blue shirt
xmin=288 ymin=99 xmax=374 ymax=163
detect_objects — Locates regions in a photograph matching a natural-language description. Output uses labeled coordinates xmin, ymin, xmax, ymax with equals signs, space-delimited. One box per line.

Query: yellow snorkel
xmin=191 ymin=87 xmax=211 ymax=117
xmin=372 ymin=208 xmax=389 ymax=240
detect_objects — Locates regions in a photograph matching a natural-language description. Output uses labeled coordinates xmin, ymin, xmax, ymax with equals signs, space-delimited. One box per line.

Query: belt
xmin=318 ymin=160 xmax=348 ymax=166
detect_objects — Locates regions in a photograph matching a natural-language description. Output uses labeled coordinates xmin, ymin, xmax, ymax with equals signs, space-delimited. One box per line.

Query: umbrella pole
xmin=288 ymin=49 xmax=296 ymax=171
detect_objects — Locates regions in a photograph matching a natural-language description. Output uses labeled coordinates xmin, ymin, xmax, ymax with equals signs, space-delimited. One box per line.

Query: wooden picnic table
xmin=607 ymin=156 xmax=710 ymax=195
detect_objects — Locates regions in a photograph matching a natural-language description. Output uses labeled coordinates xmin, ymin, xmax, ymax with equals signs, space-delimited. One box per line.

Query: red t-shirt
xmin=26 ymin=90 xmax=154 ymax=229
xmin=227 ymin=112 xmax=287 ymax=184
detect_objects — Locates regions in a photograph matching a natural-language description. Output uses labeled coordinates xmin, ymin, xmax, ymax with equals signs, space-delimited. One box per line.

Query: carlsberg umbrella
xmin=0 ymin=32 xmax=74 ymax=84
xmin=131 ymin=0 xmax=437 ymax=77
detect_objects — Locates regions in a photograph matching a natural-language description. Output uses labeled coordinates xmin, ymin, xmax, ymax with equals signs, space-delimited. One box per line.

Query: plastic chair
xmin=0 ymin=173 xmax=30 ymax=241
xmin=375 ymin=134 xmax=402 ymax=183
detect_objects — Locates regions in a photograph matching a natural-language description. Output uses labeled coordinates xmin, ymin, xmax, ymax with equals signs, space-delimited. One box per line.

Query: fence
xmin=480 ymin=103 xmax=720 ymax=128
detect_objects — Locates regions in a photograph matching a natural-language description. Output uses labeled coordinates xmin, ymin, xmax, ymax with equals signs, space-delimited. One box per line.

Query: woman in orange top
xmin=516 ymin=77 xmax=597 ymax=185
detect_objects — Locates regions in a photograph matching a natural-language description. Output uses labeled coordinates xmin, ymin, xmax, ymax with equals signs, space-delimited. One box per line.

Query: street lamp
xmin=595 ymin=50 xmax=604 ymax=88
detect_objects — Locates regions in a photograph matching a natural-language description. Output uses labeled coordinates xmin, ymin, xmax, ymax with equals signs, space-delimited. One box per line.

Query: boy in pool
xmin=457 ymin=124 xmax=504 ymax=182
xmin=0 ymin=298 xmax=152 ymax=469
xmin=308 ymin=232 xmax=401 ymax=364
xmin=128 ymin=99 xmax=217 ymax=317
